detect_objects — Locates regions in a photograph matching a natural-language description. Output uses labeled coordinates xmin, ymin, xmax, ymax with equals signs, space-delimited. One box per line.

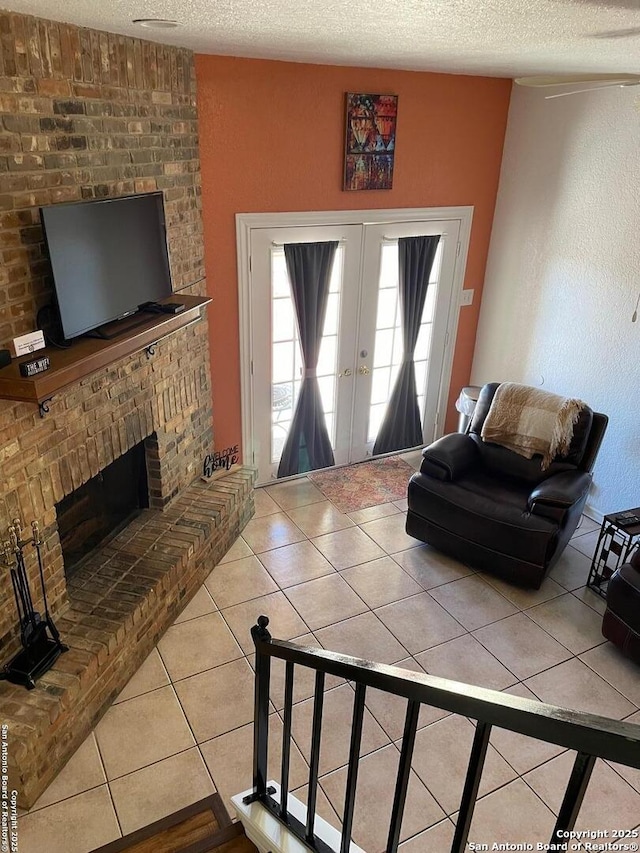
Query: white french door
xmin=238 ymin=208 xmax=471 ymax=485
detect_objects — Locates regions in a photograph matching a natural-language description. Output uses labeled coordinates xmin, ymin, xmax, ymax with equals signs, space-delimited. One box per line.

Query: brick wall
xmin=0 ymin=12 xmax=212 ymax=657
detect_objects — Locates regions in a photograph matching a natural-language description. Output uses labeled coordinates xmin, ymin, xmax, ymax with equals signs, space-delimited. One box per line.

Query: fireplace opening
xmin=56 ymin=441 xmax=149 ymax=578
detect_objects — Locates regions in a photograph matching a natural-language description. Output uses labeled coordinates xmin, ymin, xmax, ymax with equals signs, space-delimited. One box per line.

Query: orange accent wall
xmin=195 ymin=55 xmax=511 ymax=456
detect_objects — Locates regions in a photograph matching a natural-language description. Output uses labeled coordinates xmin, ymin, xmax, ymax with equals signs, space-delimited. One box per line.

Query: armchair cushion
xmin=420 ymin=433 xmax=479 ymax=482
xmin=528 ymin=471 xmax=592 ymax=522
xmin=408 ymin=470 xmax=556 ymax=568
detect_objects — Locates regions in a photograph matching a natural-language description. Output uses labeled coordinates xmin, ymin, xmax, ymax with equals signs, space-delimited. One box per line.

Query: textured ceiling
xmin=6 ymin=0 xmax=640 ymax=77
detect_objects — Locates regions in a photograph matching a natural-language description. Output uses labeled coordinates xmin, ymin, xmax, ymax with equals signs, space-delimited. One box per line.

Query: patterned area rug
xmin=308 ymin=457 xmax=415 ymax=513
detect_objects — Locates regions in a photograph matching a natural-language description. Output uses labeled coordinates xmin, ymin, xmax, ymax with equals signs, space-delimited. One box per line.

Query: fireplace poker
xmin=31 ymin=521 xmax=62 ymax=644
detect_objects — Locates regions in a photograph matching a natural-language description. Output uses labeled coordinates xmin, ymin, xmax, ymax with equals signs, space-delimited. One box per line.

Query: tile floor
xmin=18 ymin=453 xmax=640 ymax=853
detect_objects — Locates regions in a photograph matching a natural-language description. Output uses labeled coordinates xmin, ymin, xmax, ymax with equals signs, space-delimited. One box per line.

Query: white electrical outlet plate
xmin=460 ymin=289 xmax=474 ymax=306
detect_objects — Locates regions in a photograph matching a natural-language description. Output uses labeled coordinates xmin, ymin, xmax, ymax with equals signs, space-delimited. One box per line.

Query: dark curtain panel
xmin=372 ymin=235 xmax=441 ymax=456
xmin=277 ymin=241 xmax=338 ymax=478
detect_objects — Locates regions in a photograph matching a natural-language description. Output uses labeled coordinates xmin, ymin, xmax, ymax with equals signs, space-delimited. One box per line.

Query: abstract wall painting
xmin=344 ymin=93 xmax=398 ymax=191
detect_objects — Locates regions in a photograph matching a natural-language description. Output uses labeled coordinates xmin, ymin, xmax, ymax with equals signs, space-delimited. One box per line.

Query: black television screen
xmin=40 ymin=192 xmax=173 ymax=340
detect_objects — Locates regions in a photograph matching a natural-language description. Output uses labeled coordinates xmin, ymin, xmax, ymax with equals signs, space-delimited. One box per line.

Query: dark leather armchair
xmin=406 ymin=383 xmax=608 ymax=588
xmin=602 ymin=549 xmax=640 ymax=665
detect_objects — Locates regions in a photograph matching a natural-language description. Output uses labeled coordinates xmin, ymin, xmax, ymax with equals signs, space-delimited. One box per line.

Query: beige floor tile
xmin=571 ymin=585 xmax=607 ymax=615
xmin=96 ymin=685 xmax=194 ymax=780
xmin=291 ymin=684 xmax=390 ymax=776
xmin=292 ymin=783 xmax=342 ymax=831
xmin=525 ymin=753 xmax=640 ymax=830
xmin=570 ymin=528 xmax=601 ymax=559
xmin=340 ymin=556 xmax=423 ymax=609
xmin=572 ymin=515 xmax=601 ymax=537
xmin=263 ymin=633 xmax=343 ymax=710
xmin=158 ymin=611 xmax=243 ymax=681
xmin=364 ymin=657 xmax=449 ymax=740
xmin=205 ymin=554 xmax=279 ymax=608
xmin=201 ymin=714 xmax=308 ymax=813
xmin=315 ymin=611 xmax=410 ymax=665
xmin=241 ymin=512 xmax=306 ymax=553
xmin=174 ymin=657 xmax=255 ymax=742
xmin=394 ymin=498 xmax=409 ymax=511
xmin=114 ymin=647 xmax=169 ymax=704
xmin=526 ymin=592 xmax=606 ymax=655
xmin=524 ymin=658 xmax=636 ymax=719
xmin=467 ymin=778 xmax=555 ymax=843
xmin=219 ymin=535 xmax=253 ymax=564
xmin=488 ymin=683 xmax=567 ymax=775
xmin=258 ymin=539 xmax=335 ymax=587
xmin=375 ymin=593 xmax=466 ymax=654
xmin=173 ymin=586 xmax=218 ymax=623
xmin=580 ymin=642 xmax=640 ymax=706
xmin=482 ymin=572 xmax=565 ymax=610
xmin=408 ymin=715 xmax=517 ymax=814
xmin=398 ymin=818 xmax=456 ymax=852
xmin=312 ymin=526 xmax=385 ymax=570
xmin=392 ymin=545 xmax=474 ymax=589
xmin=287 ymin=500 xmax=355 ymax=537
xmin=265 ymin=479 xmax=325 ymax=509
xmin=399 ymin=449 xmax=423 ymax=470
xmin=360 ymin=513 xmax=422 ymax=553
xmin=31 ymin=733 xmax=106 ymax=811
xmin=221 ymin=590 xmax=309 ymax=654
xmin=347 ymin=503 xmax=401 ymax=524
xmin=473 ymin=613 xmax=572 ymax=680
xmin=320 ymin=744 xmax=446 ymax=852
xmin=429 ymin=575 xmax=518 ymax=631
xmin=549 ymin=544 xmax=593 ymax=590
xmin=607 ymin=710 xmax=640 ymax=793
xmin=18 ymin=785 xmax=120 ymax=853
xmin=284 ymin=574 xmax=368 ymax=630
xmin=415 ymin=634 xmax=518 ymax=691
xmin=110 ymin=747 xmax=215 ymax=835
xmin=253 ymin=488 xmax=281 ymax=517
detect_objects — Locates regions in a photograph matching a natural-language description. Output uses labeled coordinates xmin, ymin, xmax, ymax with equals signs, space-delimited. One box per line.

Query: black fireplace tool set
xmin=0 ymin=518 xmax=67 ymax=689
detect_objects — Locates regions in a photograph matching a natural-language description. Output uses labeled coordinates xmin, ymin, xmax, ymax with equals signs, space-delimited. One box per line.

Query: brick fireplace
xmin=0 ymin=12 xmax=255 ymax=808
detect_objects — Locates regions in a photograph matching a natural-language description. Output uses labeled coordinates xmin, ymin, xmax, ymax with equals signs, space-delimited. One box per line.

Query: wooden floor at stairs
xmin=89 ymin=793 xmax=258 ymax=853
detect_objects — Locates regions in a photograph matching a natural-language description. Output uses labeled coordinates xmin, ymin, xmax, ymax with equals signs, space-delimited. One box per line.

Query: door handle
xmin=358 ymin=365 xmax=371 ymax=375
xmin=339 ymin=368 xmax=353 ymax=377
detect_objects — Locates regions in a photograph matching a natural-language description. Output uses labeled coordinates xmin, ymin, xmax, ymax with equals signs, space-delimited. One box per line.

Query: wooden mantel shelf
xmin=0 ymin=295 xmax=211 ymax=409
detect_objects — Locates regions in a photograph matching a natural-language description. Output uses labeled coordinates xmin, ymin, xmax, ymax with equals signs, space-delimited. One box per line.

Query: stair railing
xmin=244 ymin=616 xmax=640 ymax=853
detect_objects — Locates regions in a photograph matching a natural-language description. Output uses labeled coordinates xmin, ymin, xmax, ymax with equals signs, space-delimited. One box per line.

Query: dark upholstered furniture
xmin=406 ymin=383 xmax=608 ymax=588
xmin=602 ymin=549 xmax=640 ymax=665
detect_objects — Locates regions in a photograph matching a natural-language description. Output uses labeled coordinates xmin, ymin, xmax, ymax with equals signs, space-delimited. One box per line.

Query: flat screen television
xmin=40 ymin=192 xmax=173 ymax=340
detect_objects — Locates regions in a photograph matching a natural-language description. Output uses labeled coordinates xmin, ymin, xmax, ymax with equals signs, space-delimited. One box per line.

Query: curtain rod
xmin=271 ymin=234 xmax=446 ymax=247
xmin=271 ymin=238 xmax=347 ymax=247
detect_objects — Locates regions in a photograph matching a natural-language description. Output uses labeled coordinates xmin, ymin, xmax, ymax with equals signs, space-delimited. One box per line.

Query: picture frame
xmin=343 ymin=93 xmax=398 ymax=191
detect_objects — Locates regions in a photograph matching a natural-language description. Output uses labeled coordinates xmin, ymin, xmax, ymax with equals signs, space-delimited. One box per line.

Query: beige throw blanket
xmin=481 ymin=383 xmax=585 ymax=470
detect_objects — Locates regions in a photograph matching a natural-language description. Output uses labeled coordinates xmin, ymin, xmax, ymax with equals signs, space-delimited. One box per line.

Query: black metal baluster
xmin=340 ymin=683 xmax=366 ymax=853
xmin=279 ymin=661 xmax=295 ymax=820
xmin=450 ymin=721 xmax=492 ymax=853
xmin=549 ymin=752 xmax=596 ymax=844
xmin=306 ymin=670 xmax=326 ymax=842
xmin=386 ymin=699 xmax=420 ymax=853
xmin=244 ymin=615 xmax=272 ymax=804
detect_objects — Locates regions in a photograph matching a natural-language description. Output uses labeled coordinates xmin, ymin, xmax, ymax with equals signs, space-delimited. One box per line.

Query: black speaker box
xmin=0 ymin=349 xmax=11 ymax=368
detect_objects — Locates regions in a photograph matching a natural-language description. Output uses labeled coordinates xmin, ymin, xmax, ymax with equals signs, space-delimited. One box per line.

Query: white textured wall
xmin=473 ymin=84 xmax=640 ymax=518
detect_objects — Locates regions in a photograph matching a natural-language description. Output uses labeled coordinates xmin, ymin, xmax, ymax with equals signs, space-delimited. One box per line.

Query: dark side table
xmin=586 ymin=507 xmax=640 ymax=599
